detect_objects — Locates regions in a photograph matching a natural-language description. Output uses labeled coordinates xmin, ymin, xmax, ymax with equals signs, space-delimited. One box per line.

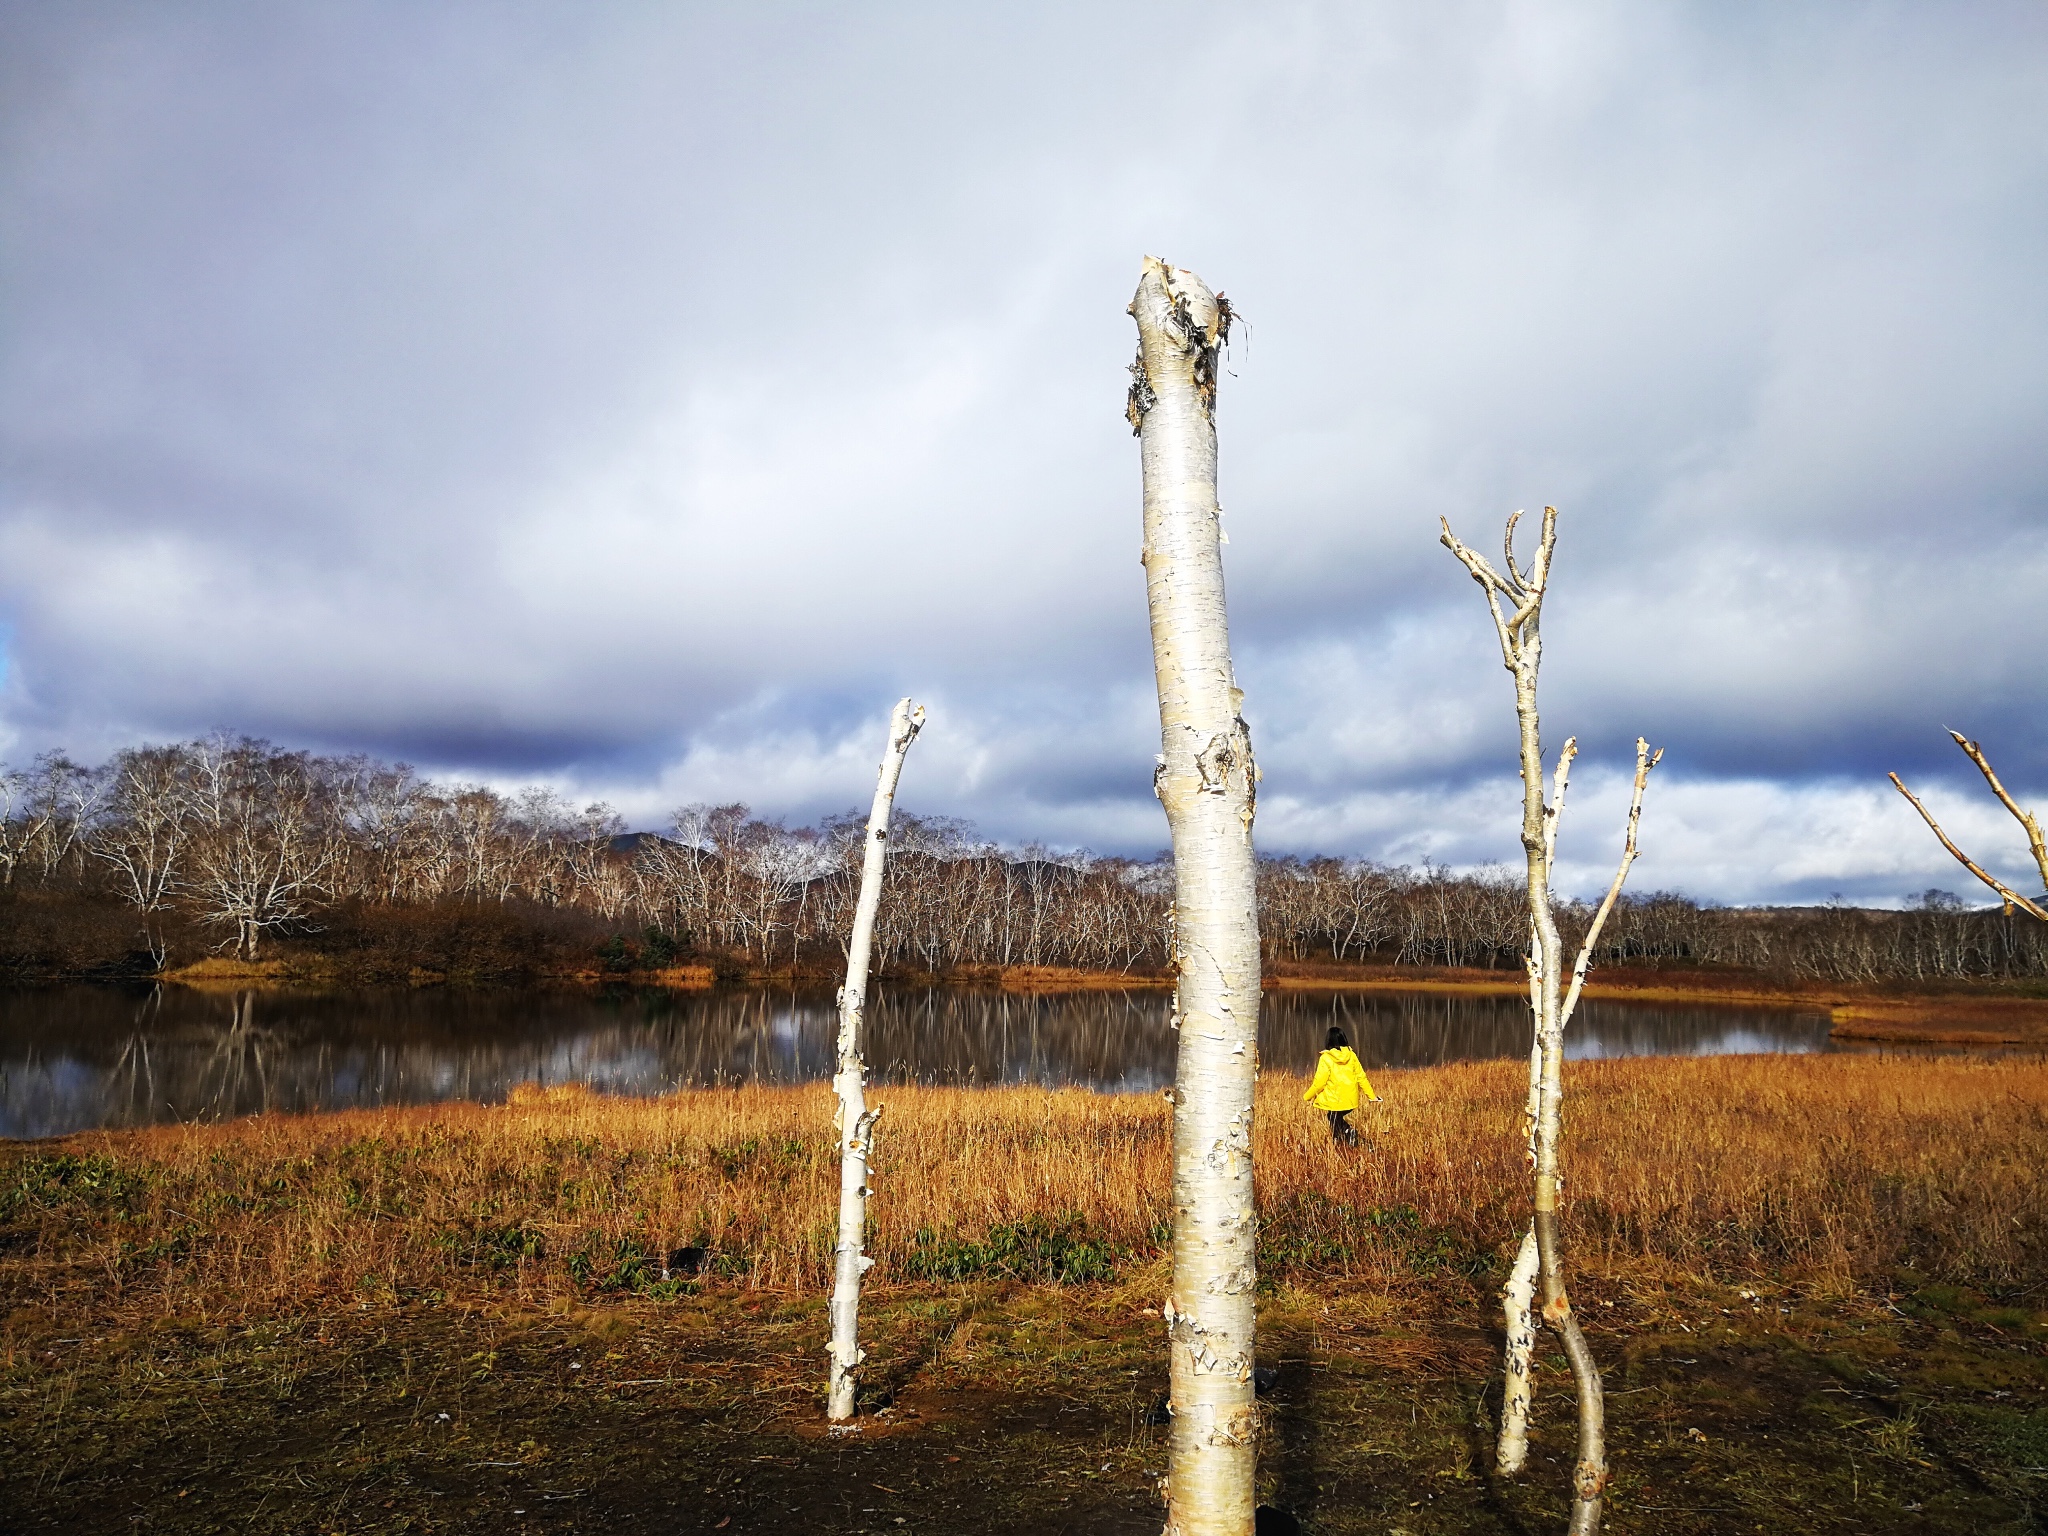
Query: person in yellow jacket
xmin=1304 ymin=1025 xmax=1378 ymax=1145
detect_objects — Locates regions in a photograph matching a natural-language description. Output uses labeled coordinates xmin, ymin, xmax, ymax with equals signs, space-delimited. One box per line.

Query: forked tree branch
xmin=1890 ymin=747 xmax=2048 ymax=923
xmin=1949 ymin=732 xmax=2048 ymax=893
xmin=1441 ymin=508 xmax=1556 ymax=667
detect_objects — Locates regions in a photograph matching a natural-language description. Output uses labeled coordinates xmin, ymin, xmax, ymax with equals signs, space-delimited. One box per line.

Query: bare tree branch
xmin=1890 ymin=752 xmax=2048 ymax=923
xmin=1949 ymin=731 xmax=2048 ymax=895
xmin=1559 ymin=739 xmax=1664 ymax=1031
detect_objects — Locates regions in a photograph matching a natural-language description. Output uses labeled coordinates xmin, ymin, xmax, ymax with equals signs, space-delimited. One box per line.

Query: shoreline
xmin=23 ymin=956 xmax=2048 ymax=1046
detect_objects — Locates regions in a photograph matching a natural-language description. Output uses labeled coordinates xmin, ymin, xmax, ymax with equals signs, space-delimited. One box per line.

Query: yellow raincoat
xmin=1303 ymin=1047 xmax=1378 ymax=1112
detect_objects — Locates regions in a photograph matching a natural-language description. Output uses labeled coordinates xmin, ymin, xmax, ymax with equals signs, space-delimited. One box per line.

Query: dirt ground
xmin=4 ymin=1272 xmax=2044 ymax=1535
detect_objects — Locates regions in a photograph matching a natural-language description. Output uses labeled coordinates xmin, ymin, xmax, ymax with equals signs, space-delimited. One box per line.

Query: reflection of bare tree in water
xmin=861 ymin=988 xmax=1174 ymax=1090
xmin=1260 ymin=991 xmax=1833 ymax=1073
xmin=1263 ymin=991 xmax=1540 ymax=1073
xmin=1 ymin=984 xmax=1835 ymax=1136
xmin=116 ymin=991 xmax=271 ymax=1122
xmin=99 ymin=988 xmax=288 ymax=1125
xmin=107 ymin=987 xmax=163 ymax=1125
xmin=195 ymin=990 xmax=280 ymax=1120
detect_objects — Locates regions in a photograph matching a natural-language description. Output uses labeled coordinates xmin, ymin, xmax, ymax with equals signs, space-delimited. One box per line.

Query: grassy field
xmin=4 ymin=1055 xmax=2047 ymax=1532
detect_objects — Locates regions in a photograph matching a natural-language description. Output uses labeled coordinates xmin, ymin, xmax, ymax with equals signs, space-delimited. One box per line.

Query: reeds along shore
xmin=4 ymin=1055 xmax=2045 ymax=1322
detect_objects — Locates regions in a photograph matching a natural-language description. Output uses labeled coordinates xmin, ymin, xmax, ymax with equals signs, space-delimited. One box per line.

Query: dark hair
xmin=1325 ymin=1026 xmax=1349 ymax=1050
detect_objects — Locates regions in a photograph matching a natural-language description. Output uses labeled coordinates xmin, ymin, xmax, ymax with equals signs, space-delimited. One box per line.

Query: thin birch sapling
xmin=1495 ymin=736 xmax=1657 ymax=1482
xmin=1890 ymin=732 xmax=2048 ymax=921
xmin=825 ymin=697 xmax=925 ymax=1423
xmin=1441 ymin=507 xmax=1661 ymax=1536
xmin=1128 ymin=255 xmax=1263 ymax=1536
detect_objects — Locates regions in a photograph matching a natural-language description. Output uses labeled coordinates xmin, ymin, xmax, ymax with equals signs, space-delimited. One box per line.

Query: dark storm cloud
xmin=2 ymin=1 xmax=2044 ymax=903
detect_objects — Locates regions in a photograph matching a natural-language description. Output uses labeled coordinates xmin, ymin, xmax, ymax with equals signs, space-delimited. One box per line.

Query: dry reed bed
xmin=4 ymin=1054 xmax=2045 ymax=1319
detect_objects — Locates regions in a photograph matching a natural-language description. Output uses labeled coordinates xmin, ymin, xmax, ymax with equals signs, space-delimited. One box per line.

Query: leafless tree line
xmin=4 ymin=735 xmax=2045 ymax=979
xmin=1 ymin=738 xmax=627 ymax=961
xmin=1261 ymin=858 xmax=2048 ymax=982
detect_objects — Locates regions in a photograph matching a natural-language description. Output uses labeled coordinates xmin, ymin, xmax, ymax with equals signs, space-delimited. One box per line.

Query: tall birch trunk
xmin=825 ymin=697 xmax=925 ymax=1423
xmin=1129 ymin=256 xmax=1262 ymax=1536
xmin=1443 ymin=509 xmax=1661 ymax=1536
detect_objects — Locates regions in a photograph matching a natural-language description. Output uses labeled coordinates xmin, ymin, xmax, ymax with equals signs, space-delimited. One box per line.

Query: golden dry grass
xmin=1831 ymin=998 xmax=2048 ymax=1044
xmin=5 ymin=1053 xmax=2045 ymax=1324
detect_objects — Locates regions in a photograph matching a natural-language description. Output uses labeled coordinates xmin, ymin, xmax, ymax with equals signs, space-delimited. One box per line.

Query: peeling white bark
xmin=1497 ymin=1223 xmax=1541 ymax=1474
xmin=826 ymin=697 xmax=925 ymax=1423
xmin=1498 ymin=940 xmax=1545 ymax=1475
xmin=1130 ymin=256 xmax=1261 ymax=1536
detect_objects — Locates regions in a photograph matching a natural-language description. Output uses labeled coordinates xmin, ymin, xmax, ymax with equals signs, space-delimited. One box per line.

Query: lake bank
xmin=4 ymin=1055 xmax=2045 ymax=1532
xmin=1266 ymin=961 xmax=2048 ymax=1040
xmin=141 ymin=954 xmax=2048 ymax=1046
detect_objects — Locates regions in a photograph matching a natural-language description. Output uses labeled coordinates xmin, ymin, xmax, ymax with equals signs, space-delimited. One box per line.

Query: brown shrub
xmin=302 ymin=897 xmax=623 ymax=982
xmin=0 ymin=889 xmax=197 ymax=980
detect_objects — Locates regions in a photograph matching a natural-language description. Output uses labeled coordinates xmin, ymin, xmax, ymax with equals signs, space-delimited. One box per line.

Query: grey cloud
xmin=1 ymin=1 xmax=2044 ymax=903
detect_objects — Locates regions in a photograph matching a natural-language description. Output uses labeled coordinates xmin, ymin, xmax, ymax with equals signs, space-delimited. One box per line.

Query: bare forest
xmin=3 ymin=736 xmax=2045 ymax=985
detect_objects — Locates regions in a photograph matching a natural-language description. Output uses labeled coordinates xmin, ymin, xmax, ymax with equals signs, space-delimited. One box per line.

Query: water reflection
xmin=0 ymin=984 xmax=1836 ymax=1138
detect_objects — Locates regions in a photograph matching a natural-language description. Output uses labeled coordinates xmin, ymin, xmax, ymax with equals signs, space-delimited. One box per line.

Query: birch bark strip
xmin=1129 ymin=255 xmax=1262 ymax=1536
xmin=825 ymin=696 xmax=925 ymax=1422
xmin=1497 ymin=1223 xmax=1541 ymax=1473
xmin=1499 ymin=928 xmax=1545 ymax=1473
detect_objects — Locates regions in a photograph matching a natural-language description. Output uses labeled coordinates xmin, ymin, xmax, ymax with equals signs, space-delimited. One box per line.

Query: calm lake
xmin=0 ymin=983 xmax=1839 ymax=1139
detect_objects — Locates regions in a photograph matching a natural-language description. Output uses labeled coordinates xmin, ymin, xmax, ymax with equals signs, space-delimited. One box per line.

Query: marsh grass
xmin=4 ymin=1055 xmax=2046 ymax=1326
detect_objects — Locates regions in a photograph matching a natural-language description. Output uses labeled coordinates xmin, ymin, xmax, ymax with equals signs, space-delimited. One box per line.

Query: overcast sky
xmin=2 ymin=1 xmax=2044 ymax=904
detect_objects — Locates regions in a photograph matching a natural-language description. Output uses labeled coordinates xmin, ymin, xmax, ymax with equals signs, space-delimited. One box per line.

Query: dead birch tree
xmin=1442 ymin=507 xmax=1661 ymax=1536
xmin=1129 ymin=255 xmax=1262 ymax=1536
xmin=826 ymin=697 xmax=925 ymax=1423
xmin=1891 ymin=732 xmax=2048 ymax=922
